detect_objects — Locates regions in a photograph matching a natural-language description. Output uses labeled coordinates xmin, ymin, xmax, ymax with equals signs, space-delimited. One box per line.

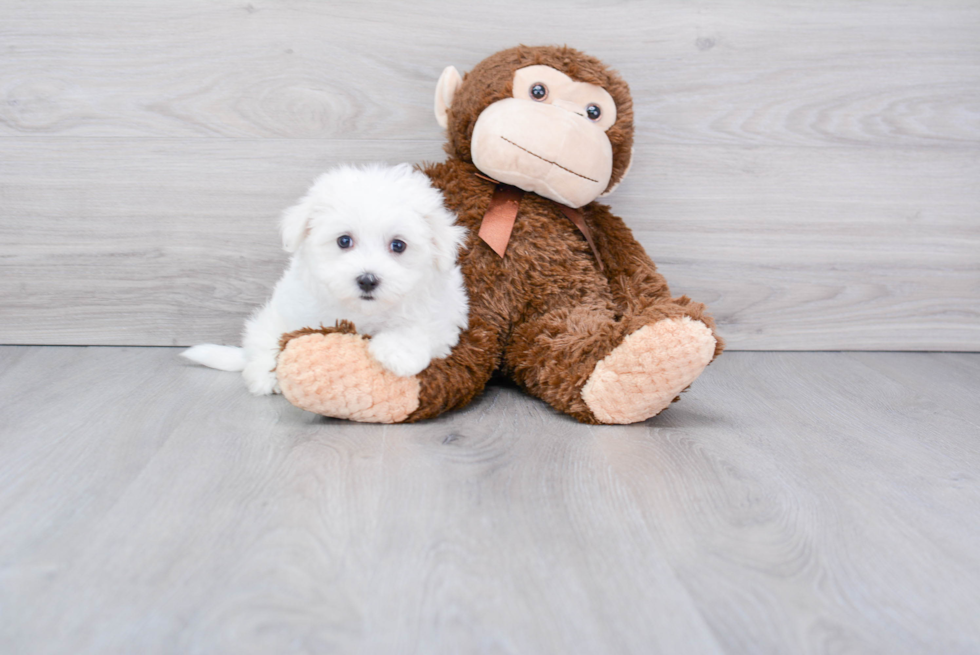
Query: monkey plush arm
xmin=587 ymin=202 xmax=724 ymax=360
xmin=587 ymin=203 xmax=673 ymax=300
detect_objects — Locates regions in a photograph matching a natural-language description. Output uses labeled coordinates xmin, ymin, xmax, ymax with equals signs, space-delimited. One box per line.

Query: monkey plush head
xmin=434 ymin=45 xmax=635 ymax=209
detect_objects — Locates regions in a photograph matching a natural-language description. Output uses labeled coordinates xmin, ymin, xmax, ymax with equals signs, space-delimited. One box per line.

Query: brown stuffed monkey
xmin=276 ymin=45 xmax=724 ymax=424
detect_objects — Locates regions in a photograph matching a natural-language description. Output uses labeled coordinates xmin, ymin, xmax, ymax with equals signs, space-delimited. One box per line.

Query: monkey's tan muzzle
xmin=470 ymin=99 xmax=614 ymax=208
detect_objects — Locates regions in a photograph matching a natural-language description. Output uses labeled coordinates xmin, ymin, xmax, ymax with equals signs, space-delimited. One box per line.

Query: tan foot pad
xmin=581 ymin=317 xmax=716 ymax=424
xmin=277 ymin=332 xmax=420 ymax=423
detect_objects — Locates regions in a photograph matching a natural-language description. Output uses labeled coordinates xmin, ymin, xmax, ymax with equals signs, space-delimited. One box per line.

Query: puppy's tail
xmin=181 ymin=344 xmax=247 ymax=372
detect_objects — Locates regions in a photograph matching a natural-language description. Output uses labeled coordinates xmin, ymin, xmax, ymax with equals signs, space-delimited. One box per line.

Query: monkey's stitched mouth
xmin=500 ymin=136 xmax=599 ymax=184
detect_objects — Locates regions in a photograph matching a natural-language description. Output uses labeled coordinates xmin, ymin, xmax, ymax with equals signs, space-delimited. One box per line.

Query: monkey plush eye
xmin=586 ymin=104 xmax=602 ymax=121
xmin=529 ymin=83 xmax=548 ymax=101
xmin=337 ymin=235 xmax=353 ymax=249
xmin=389 ymin=239 xmax=407 ymax=254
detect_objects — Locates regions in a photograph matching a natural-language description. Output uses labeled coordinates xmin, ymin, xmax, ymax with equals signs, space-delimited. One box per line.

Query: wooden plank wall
xmin=1 ymin=1 xmax=978 ymax=349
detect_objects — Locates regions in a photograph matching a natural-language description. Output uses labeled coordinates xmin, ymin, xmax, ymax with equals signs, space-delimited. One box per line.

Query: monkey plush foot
xmin=277 ymin=324 xmax=420 ymax=423
xmin=581 ymin=316 xmax=716 ymax=424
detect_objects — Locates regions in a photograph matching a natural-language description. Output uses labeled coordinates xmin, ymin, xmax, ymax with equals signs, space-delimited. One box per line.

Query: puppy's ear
xmin=428 ymin=206 xmax=467 ymax=273
xmin=280 ymin=193 xmax=315 ymax=253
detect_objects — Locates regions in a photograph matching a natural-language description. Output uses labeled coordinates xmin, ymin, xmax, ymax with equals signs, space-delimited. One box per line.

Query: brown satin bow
xmin=476 ymin=178 xmax=604 ymax=271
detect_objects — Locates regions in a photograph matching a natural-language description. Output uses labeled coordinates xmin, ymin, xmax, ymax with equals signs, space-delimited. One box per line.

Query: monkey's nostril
xmin=356 ymin=273 xmax=379 ymax=292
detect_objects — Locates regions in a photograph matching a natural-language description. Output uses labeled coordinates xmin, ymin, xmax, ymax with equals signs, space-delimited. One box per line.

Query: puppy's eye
xmin=389 ymin=239 xmax=406 ymax=254
xmin=586 ymin=104 xmax=601 ymax=121
xmin=337 ymin=235 xmax=353 ymax=249
xmin=529 ymin=83 xmax=548 ymax=101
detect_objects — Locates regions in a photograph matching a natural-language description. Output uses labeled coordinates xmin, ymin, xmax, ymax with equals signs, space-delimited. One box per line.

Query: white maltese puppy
xmin=182 ymin=163 xmax=469 ymax=395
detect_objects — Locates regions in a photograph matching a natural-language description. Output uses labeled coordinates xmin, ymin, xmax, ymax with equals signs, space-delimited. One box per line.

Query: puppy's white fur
xmin=183 ymin=164 xmax=468 ymax=395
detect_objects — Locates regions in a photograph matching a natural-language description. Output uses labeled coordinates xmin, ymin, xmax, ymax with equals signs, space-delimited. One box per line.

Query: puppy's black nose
xmin=357 ymin=273 xmax=379 ymax=293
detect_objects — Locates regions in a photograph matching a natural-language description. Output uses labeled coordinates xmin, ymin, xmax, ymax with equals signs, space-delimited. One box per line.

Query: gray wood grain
xmin=1 ymin=0 xmax=978 ymax=350
xmin=1 ymin=138 xmax=977 ymax=349
xmin=1 ymin=347 xmax=979 ymax=654
xmin=1 ymin=1 xmax=977 ymax=148
xmin=603 ymin=351 xmax=980 ymax=653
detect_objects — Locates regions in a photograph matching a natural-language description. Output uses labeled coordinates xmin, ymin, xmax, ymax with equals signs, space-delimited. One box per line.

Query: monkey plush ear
xmin=434 ymin=65 xmax=463 ymax=129
xmin=599 ymin=147 xmax=634 ymax=198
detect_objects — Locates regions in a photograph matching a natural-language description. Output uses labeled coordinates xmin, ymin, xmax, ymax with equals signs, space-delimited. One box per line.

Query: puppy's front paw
xmin=243 ymin=362 xmax=281 ymax=395
xmin=368 ymin=333 xmax=430 ymax=377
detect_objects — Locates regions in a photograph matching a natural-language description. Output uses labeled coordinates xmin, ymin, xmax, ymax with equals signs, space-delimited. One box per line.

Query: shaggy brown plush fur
xmin=279 ymin=45 xmax=723 ymax=424
xmin=409 ymin=158 xmax=723 ymax=423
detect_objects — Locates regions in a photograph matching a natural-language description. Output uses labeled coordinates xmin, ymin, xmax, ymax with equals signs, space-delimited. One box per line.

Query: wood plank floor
xmin=1 ymin=347 xmax=979 ymax=654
